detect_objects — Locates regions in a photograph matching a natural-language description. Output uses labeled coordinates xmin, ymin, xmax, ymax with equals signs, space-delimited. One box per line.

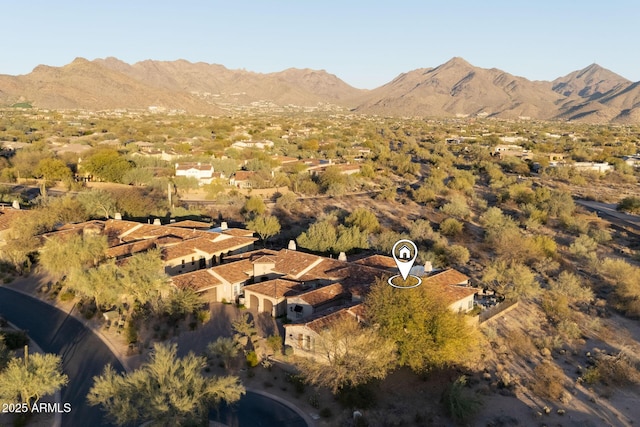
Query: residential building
xmin=175 ymin=162 xmax=217 ymax=186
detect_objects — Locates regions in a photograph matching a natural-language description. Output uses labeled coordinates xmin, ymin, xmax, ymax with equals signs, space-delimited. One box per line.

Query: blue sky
xmin=2 ymin=1 xmax=638 ymax=89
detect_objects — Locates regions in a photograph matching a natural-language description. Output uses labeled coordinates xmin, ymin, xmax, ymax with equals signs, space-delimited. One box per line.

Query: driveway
xmin=0 ymin=287 xmax=124 ymax=427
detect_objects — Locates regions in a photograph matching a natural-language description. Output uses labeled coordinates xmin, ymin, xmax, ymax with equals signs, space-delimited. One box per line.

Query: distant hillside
xmin=354 ymin=57 xmax=563 ymax=119
xmin=552 ymin=63 xmax=630 ymax=98
xmin=0 ymin=57 xmax=638 ymax=122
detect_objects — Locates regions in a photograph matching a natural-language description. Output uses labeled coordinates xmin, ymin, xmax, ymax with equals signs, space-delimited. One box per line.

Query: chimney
xmin=288 ymin=240 xmax=297 ymax=251
xmin=424 ymin=261 xmax=433 ymax=273
xmin=114 ymin=212 xmax=122 ymax=220
xmin=220 ymin=221 xmax=228 ymax=230
xmin=338 ymin=252 xmax=347 ymax=262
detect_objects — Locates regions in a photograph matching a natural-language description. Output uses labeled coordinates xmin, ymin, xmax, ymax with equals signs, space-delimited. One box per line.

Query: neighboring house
xmin=286 ymin=282 xmax=349 ymax=321
xmin=231 ymin=140 xmax=274 ymax=150
xmin=171 ymin=269 xmax=223 ymax=302
xmin=283 ymin=304 xmax=364 ymax=358
xmin=175 ymin=162 xmax=216 ymax=186
xmin=422 ymin=269 xmax=479 ymax=313
xmin=229 ymin=171 xmax=256 ymax=188
xmin=162 ymin=234 xmax=256 ymax=275
xmin=572 ymin=162 xmax=613 ymax=173
xmin=623 ymin=155 xmax=640 ymax=168
xmin=243 ymin=279 xmax=304 ymax=317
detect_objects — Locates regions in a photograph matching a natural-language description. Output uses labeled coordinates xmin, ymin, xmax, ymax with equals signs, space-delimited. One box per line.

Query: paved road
xmin=0 ymin=287 xmax=124 ymax=427
xmin=211 ymin=390 xmax=309 ymax=427
xmin=576 ymin=199 xmax=640 ymax=232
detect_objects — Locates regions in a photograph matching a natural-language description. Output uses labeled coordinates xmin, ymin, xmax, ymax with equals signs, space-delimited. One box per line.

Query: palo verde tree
xmin=0 ymin=352 xmax=68 ymax=405
xmin=365 ymin=278 xmax=480 ymax=373
xmin=88 ymin=343 xmax=245 ymax=427
xmin=298 ymin=315 xmax=396 ymax=393
xmin=246 ymin=214 xmax=281 ymax=247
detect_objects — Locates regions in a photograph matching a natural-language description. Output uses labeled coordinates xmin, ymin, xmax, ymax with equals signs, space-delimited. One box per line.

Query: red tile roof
xmin=243 ymin=279 xmax=303 ymax=299
xmin=209 ymin=259 xmax=254 ymax=284
xmin=171 ymin=269 xmax=221 ymax=292
xmin=421 ymin=269 xmax=470 ymax=286
xmin=294 ymin=283 xmax=348 ymax=307
xmin=353 ymin=255 xmax=397 ymax=271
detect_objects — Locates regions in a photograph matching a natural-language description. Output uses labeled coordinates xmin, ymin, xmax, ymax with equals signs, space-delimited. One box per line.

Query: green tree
xmin=207 ymin=337 xmax=241 ymax=369
xmin=39 ymin=234 xmax=108 ymax=281
xmin=334 ymin=225 xmax=370 ymax=253
xmin=482 ymin=261 xmax=539 ymax=299
xmin=247 ymin=215 xmax=281 ymax=246
xmin=297 ymin=220 xmax=337 ymax=253
xmin=118 ymin=249 xmax=170 ymax=310
xmin=299 ymin=316 xmax=396 ymax=393
xmin=243 ymin=196 xmax=266 ymax=218
xmin=0 ymin=352 xmax=68 ymax=404
xmin=77 ymin=189 xmax=117 ymax=219
xmin=231 ymin=313 xmax=257 ymax=340
xmin=33 ymin=157 xmax=72 ymax=195
xmin=345 ymin=208 xmax=380 ymax=233
xmin=82 ymin=149 xmax=133 ymax=183
xmin=366 ymin=278 xmax=480 ymax=373
xmin=88 ymin=343 xmax=244 ymax=427
xmin=160 ymin=288 xmax=205 ymax=323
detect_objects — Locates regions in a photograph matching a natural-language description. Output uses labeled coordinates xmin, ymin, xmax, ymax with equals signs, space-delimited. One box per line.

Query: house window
xmin=305 ymin=335 xmax=311 ymax=350
xmin=297 ymin=334 xmax=303 ymax=348
xmin=181 ymin=259 xmax=185 ymax=267
xmin=468 ymin=300 xmax=473 ymax=310
xmin=191 ymin=256 xmax=195 ymax=266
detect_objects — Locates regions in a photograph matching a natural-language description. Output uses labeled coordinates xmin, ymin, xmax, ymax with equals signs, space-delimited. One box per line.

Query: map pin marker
xmin=392 ymin=239 xmax=418 ymax=281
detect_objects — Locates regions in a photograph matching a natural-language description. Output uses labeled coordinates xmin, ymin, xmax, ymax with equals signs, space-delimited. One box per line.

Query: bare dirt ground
xmin=474 ymin=301 xmax=640 ymax=427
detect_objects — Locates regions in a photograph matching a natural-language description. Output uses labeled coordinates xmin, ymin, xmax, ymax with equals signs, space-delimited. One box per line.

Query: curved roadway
xmin=0 ymin=287 xmax=124 ymax=427
xmin=0 ymin=287 xmax=311 ymax=427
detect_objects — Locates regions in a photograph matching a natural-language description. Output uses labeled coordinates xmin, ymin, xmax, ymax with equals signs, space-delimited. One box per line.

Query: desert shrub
xmin=441 ymin=376 xmax=482 ymax=423
xmin=336 ymin=383 xmax=376 ymax=409
xmin=439 ymin=218 xmax=463 ymax=236
xmin=125 ymin=322 xmax=138 ymax=344
xmin=617 ymin=196 xmax=640 ymax=214
xmin=530 ymin=362 xmax=566 ymax=401
xmin=440 ymin=195 xmax=471 ymax=219
xmin=595 ymin=352 xmax=640 ymax=386
xmin=504 ymin=329 xmax=537 ymax=357
xmin=568 ymin=234 xmax=598 ymax=259
xmin=445 ymin=245 xmax=470 ymax=266
xmin=285 ymin=373 xmax=306 ymax=395
xmin=266 ymin=335 xmax=282 ymax=355
xmin=2 ymin=330 xmax=29 ymax=350
xmin=246 ymin=350 xmax=259 ymax=368
xmin=59 ymin=290 xmax=76 ymax=302
xmin=581 ymin=366 xmax=601 ymax=385
xmin=549 ymin=271 xmax=593 ymax=303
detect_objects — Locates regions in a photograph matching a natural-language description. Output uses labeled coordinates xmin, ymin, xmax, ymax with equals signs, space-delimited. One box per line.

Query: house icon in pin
xmin=398 ymin=245 xmax=411 ymax=260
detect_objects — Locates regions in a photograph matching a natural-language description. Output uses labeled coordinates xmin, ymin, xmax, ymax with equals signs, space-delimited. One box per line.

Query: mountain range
xmin=1 ymin=57 xmax=639 ymax=123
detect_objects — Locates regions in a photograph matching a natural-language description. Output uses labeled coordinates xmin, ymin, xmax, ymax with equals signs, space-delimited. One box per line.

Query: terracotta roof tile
xmin=169 ymin=220 xmax=213 ymax=230
xmin=233 ymin=171 xmax=256 ymax=181
xmin=171 ymin=269 xmax=221 ymax=292
xmin=294 ymin=283 xmax=348 ymax=307
xmin=209 ymin=259 xmax=254 ymax=284
xmin=243 ymin=279 xmax=303 ymax=299
xmin=353 ymin=255 xmax=397 ymax=271
xmin=421 ymin=269 xmax=469 ymax=286
xmin=106 ymin=239 xmax=157 ymax=258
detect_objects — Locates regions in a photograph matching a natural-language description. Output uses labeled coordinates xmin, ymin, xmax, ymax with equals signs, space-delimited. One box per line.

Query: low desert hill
xmin=0 ymin=57 xmax=638 ymax=122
